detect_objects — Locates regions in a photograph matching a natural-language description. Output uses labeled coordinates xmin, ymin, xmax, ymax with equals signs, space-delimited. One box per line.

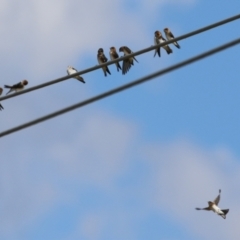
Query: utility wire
xmin=0 ymin=38 xmax=239 ymax=138
xmin=0 ymin=13 xmax=240 ymax=102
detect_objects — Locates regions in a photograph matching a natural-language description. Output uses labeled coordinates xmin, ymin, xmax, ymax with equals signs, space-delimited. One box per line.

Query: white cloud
xmin=58 ymin=138 xmax=240 ymax=240
xmin=2 ymin=112 xmax=240 ymax=239
xmin=0 ymin=1 xmax=207 ymax=239
xmin=49 ymin=110 xmax=136 ymax=187
xmin=144 ymin=140 xmax=240 ymax=239
xmin=141 ymin=0 xmax=196 ymax=12
xmin=0 ymin=0 xmax=197 ymax=82
xmin=0 ymin=0 xmax=197 ymax=124
xmin=0 ymin=157 xmax=57 ymax=237
xmin=80 ymin=213 xmax=105 ymax=240
xmin=0 ymin=109 xmax=137 ymax=238
xmin=0 ymin=0 xmax=151 ymax=82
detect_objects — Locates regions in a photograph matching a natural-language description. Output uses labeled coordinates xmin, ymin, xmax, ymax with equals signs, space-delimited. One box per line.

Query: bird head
xmin=119 ymin=46 xmax=124 ymax=52
xmin=110 ymin=46 xmax=116 ymax=52
xmin=155 ymin=31 xmax=161 ymax=38
xmin=164 ymin=28 xmax=169 ymax=33
xmin=22 ymin=80 xmax=28 ymax=85
xmin=98 ymin=48 xmax=104 ymax=53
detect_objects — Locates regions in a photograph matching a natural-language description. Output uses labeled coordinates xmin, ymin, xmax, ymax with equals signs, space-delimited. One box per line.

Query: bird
xmin=164 ymin=28 xmax=180 ymax=49
xmin=97 ymin=48 xmax=111 ymax=77
xmin=0 ymin=87 xmax=4 ymax=110
xmin=4 ymin=80 xmax=28 ymax=95
xmin=119 ymin=46 xmax=138 ymax=75
xmin=109 ymin=47 xmax=122 ymax=72
xmin=195 ymin=189 xmax=229 ymax=219
xmin=67 ymin=66 xmax=85 ymax=83
xmin=154 ymin=30 xmax=173 ymax=57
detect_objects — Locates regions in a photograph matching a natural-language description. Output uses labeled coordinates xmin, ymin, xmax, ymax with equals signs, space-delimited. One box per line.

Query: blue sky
xmin=0 ymin=1 xmax=240 ymax=239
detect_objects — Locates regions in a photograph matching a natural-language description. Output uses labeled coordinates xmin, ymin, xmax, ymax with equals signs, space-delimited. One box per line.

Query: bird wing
xmin=154 ymin=37 xmax=161 ymax=57
xmin=11 ymin=82 xmax=23 ymax=89
xmin=195 ymin=207 xmax=211 ymax=211
xmin=98 ymin=53 xmax=108 ymax=63
xmin=213 ymin=189 xmax=221 ymax=205
xmin=124 ymin=46 xmax=132 ymax=54
xmin=122 ymin=59 xmax=131 ymax=75
xmin=101 ymin=53 xmax=108 ymax=62
xmin=97 ymin=53 xmax=103 ymax=64
xmin=169 ymin=31 xmax=175 ymax=38
xmin=111 ymin=51 xmax=119 ymax=59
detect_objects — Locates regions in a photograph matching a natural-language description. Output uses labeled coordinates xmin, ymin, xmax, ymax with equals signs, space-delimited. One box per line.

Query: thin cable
xmin=0 ymin=38 xmax=239 ymax=138
xmin=0 ymin=13 xmax=239 ymax=102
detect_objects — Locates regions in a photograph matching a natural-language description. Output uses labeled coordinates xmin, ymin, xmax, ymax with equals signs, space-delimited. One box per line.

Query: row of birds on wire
xmin=0 ymin=28 xmax=181 ymax=111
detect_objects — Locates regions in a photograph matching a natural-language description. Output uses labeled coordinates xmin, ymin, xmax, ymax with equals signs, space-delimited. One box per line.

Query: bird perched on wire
xmin=67 ymin=66 xmax=85 ymax=83
xmin=109 ymin=47 xmax=122 ymax=72
xmin=195 ymin=189 xmax=229 ymax=219
xmin=97 ymin=48 xmax=111 ymax=77
xmin=4 ymin=80 xmax=28 ymax=95
xmin=164 ymin=28 xmax=180 ymax=49
xmin=154 ymin=30 xmax=173 ymax=57
xmin=0 ymin=87 xmax=4 ymax=110
xmin=119 ymin=46 xmax=138 ymax=75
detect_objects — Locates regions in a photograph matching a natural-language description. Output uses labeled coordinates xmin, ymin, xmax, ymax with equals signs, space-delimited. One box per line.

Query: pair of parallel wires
xmin=0 ymin=14 xmax=240 ymax=137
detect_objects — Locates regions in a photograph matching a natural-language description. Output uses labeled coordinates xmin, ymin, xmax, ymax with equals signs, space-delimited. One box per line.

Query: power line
xmin=0 ymin=38 xmax=239 ymax=138
xmin=0 ymin=13 xmax=240 ymax=102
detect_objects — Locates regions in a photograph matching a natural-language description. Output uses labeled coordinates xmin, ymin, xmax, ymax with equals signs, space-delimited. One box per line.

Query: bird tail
xmin=81 ymin=79 xmax=85 ymax=83
xmin=133 ymin=56 xmax=138 ymax=63
xmin=174 ymin=42 xmax=181 ymax=49
xmin=221 ymin=209 xmax=229 ymax=215
xmin=219 ymin=209 xmax=229 ymax=219
xmin=195 ymin=207 xmax=211 ymax=211
xmin=106 ymin=66 xmax=111 ymax=75
xmin=167 ymin=47 xmax=173 ymax=54
xmin=117 ymin=62 xmax=122 ymax=71
xmin=0 ymin=103 xmax=3 ymax=110
xmin=76 ymin=76 xmax=85 ymax=83
xmin=154 ymin=48 xmax=160 ymax=58
xmin=4 ymin=86 xmax=13 ymax=95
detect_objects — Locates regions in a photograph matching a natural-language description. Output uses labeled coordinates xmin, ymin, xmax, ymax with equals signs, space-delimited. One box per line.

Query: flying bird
xmin=164 ymin=28 xmax=180 ymax=49
xmin=195 ymin=189 xmax=229 ymax=219
xmin=4 ymin=80 xmax=28 ymax=95
xmin=0 ymin=87 xmax=4 ymax=110
xmin=67 ymin=66 xmax=85 ymax=83
xmin=97 ymin=48 xmax=111 ymax=77
xmin=154 ymin=30 xmax=173 ymax=57
xmin=119 ymin=46 xmax=138 ymax=75
xmin=109 ymin=47 xmax=122 ymax=72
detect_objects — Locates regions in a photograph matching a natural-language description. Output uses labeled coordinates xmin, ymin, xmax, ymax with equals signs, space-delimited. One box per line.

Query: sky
xmin=0 ymin=0 xmax=240 ymax=239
